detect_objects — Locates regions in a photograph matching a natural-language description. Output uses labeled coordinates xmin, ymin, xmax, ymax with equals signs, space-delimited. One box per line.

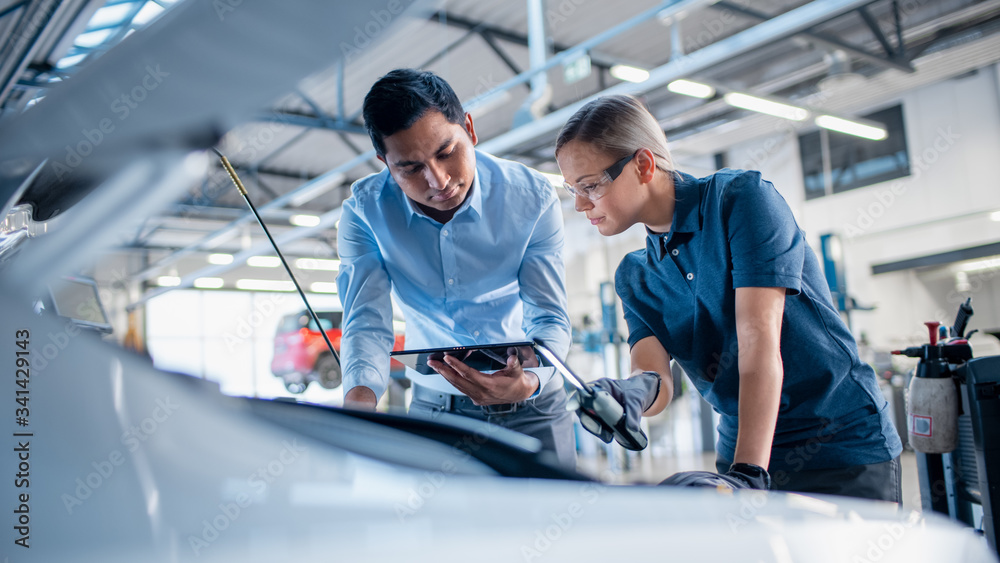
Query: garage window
xmin=800 ymin=104 xmax=910 ymax=199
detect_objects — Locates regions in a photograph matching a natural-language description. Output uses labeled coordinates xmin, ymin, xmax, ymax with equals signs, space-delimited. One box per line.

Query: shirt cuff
xmin=344 ymin=366 xmax=388 ymax=402
xmin=525 ymin=367 xmax=555 ymax=398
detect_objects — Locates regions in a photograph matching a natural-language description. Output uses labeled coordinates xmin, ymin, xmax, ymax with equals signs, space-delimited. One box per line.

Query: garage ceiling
xmin=1 ymin=0 xmax=998 ymax=303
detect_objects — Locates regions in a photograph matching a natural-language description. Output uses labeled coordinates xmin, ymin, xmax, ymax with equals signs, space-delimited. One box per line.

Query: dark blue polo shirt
xmin=616 ymin=169 xmax=902 ymax=472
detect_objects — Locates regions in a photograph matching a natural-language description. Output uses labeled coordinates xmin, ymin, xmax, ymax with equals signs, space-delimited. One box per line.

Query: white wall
xmin=799 ymin=63 xmax=1000 ymax=356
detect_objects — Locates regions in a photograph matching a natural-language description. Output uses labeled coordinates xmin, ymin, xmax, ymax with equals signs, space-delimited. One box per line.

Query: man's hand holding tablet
xmin=391 ymin=343 xmax=542 ymax=406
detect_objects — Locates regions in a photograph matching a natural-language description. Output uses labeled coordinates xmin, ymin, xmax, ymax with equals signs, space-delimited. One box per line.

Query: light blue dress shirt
xmin=336 ymin=150 xmax=571 ymax=400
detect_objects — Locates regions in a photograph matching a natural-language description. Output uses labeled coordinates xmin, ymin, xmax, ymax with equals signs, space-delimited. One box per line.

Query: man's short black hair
xmin=362 ymin=69 xmax=465 ymax=157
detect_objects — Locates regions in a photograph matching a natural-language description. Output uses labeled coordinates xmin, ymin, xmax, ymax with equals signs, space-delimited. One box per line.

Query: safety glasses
xmin=562 ymin=151 xmax=636 ymax=201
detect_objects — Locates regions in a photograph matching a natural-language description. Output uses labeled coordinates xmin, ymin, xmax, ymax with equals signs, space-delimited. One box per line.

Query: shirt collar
xmin=400 ymin=153 xmax=483 ymax=226
xmin=645 ymin=170 xmax=702 ymax=258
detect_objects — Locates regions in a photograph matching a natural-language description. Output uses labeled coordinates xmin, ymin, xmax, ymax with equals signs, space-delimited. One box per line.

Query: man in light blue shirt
xmin=336 ymin=69 xmax=575 ymax=467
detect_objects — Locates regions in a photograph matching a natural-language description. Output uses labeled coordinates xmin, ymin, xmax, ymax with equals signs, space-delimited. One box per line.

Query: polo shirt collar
xmin=646 ymin=170 xmax=702 ymax=259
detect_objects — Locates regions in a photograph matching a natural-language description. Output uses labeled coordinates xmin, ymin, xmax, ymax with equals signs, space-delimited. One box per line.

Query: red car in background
xmin=270 ymin=309 xmax=405 ymax=394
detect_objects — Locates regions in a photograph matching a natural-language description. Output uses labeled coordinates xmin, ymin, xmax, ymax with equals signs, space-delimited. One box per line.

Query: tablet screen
xmin=390 ymin=342 xmax=537 ymax=375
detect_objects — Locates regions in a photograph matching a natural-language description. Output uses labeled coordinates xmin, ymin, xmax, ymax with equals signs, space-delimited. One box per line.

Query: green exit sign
xmin=563 ymin=53 xmax=591 ymax=84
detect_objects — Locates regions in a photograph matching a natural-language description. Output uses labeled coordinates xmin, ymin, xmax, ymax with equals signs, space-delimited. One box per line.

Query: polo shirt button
xmin=442 ymin=229 xmax=449 ymax=236
xmin=448 ymin=278 xmax=454 ymax=285
xmin=671 ymin=249 xmax=679 ymax=256
xmin=686 ymin=273 xmax=694 ymax=281
xmin=473 ymin=331 xmax=480 ymax=337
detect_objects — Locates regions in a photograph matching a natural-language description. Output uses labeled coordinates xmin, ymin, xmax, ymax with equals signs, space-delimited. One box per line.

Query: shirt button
xmin=473 ymin=331 xmax=480 ymax=337
xmin=442 ymin=229 xmax=449 ymax=236
xmin=686 ymin=273 xmax=694 ymax=281
xmin=447 ymin=278 xmax=454 ymax=285
xmin=671 ymin=249 xmax=679 ymax=256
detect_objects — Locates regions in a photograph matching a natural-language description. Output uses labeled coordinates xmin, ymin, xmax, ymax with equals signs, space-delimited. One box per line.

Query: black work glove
xmin=724 ymin=462 xmax=771 ymax=490
xmin=573 ymin=372 xmax=660 ymax=444
xmin=659 ymin=463 xmax=770 ymax=491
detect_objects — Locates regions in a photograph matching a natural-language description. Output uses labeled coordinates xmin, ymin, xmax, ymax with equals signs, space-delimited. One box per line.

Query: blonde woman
xmin=555 ymin=95 xmax=902 ymax=501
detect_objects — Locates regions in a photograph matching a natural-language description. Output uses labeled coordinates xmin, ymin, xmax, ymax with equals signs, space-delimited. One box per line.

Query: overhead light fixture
xmin=74 ymin=28 xmax=115 ymax=48
xmin=310 ymin=282 xmax=339 ymax=294
xmin=87 ymin=3 xmax=132 ymax=28
xmin=958 ymin=257 xmax=1000 ymax=274
xmin=247 ymin=256 xmax=281 ymax=268
xmin=296 ymin=258 xmax=340 ymax=271
xmin=667 ymin=79 xmax=715 ymax=99
xmin=235 ymin=279 xmax=295 ymax=292
xmin=156 ymin=276 xmax=181 ymax=287
xmin=207 ymin=253 xmax=233 ymax=265
xmin=132 ymin=2 xmax=165 ymax=25
xmin=724 ymin=92 xmax=808 ymax=121
xmin=540 ymin=173 xmax=564 ymax=187
xmin=290 ymin=214 xmax=321 ymax=227
xmin=989 ymin=210 xmax=1000 ymax=222
xmin=55 ymin=54 xmax=87 ymax=69
xmin=610 ymin=64 xmax=650 ymax=83
xmin=815 ymin=115 xmax=887 ymax=141
xmin=818 ymin=49 xmax=867 ymax=93
xmin=194 ymin=277 xmax=225 ymax=289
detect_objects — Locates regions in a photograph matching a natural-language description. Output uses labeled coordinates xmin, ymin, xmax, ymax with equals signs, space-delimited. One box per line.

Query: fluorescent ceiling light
xmin=610 ymin=64 xmax=649 ymax=83
xmin=724 ymin=93 xmax=808 ymax=121
xmin=815 ymin=115 xmax=887 ymax=141
xmin=156 ymin=276 xmax=181 ymax=287
xmin=958 ymin=257 xmax=1000 ymax=274
xmin=667 ymin=79 xmax=715 ymax=99
xmin=310 ymin=282 xmax=339 ymax=294
xmin=74 ymin=29 xmax=115 ymax=48
xmin=194 ymin=277 xmax=224 ymax=289
xmin=290 ymin=214 xmax=321 ymax=227
xmin=87 ymin=4 xmax=133 ymax=28
xmin=989 ymin=210 xmax=1000 ymax=222
xmin=132 ymin=2 xmax=165 ymax=26
xmin=247 ymin=256 xmax=281 ymax=268
xmin=207 ymin=253 xmax=233 ymax=265
xmin=296 ymin=258 xmax=340 ymax=271
xmin=235 ymin=279 xmax=295 ymax=292
xmin=56 ymin=54 xmax=87 ymax=69
xmin=540 ymin=173 xmax=564 ymax=187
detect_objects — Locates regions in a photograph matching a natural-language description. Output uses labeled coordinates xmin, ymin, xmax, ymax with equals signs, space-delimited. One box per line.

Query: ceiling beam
xmin=713 ymin=1 xmax=913 ymax=72
xmin=254 ymin=109 xmax=367 ymax=135
xmin=429 ymin=10 xmax=614 ymax=71
xmin=477 ymin=0 xmax=883 ymax=157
